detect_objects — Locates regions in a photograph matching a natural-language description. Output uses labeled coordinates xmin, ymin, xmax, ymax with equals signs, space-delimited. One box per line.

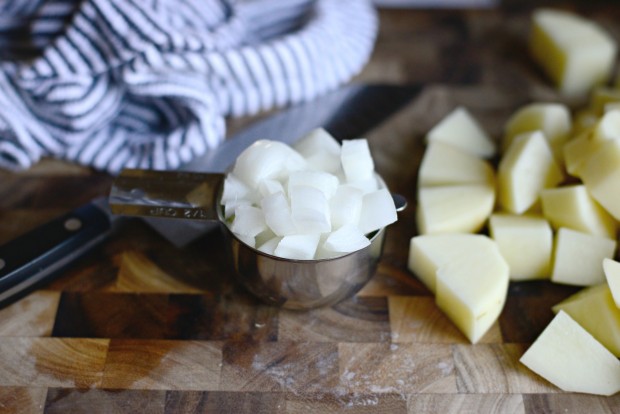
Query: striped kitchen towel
xmin=0 ymin=0 xmax=378 ymax=172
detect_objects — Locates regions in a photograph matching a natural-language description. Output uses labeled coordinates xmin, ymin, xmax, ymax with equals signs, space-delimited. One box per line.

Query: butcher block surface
xmin=1 ymin=3 xmax=620 ymax=413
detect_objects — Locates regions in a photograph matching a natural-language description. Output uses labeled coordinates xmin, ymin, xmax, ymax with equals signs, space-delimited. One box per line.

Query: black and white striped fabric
xmin=0 ymin=0 xmax=378 ymax=172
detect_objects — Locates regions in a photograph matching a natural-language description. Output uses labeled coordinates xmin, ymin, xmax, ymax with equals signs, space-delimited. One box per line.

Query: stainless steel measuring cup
xmin=110 ymin=169 xmax=406 ymax=309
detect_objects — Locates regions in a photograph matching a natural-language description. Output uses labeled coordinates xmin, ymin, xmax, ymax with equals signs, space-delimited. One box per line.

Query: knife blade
xmin=0 ymin=83 xmax=421 ymax=307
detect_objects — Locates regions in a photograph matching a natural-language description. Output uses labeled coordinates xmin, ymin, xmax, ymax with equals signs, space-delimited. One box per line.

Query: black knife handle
xmin=0 ymin=202 xmax=111 ymax=306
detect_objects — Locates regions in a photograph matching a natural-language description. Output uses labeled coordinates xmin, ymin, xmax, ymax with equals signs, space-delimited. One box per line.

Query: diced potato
xmin=417 ymin=141 xmax=495 ymax=187
xmin=426 ymin=107 xmax=496 ymax=158
xmin=498 ymin=131 xmax=564 ymax=214
xmin=603 ymin=258 xmax=620 ymax=308
xmin=591 ymin=108 xmax=620 ymax=141
xmin=489 ymin=214 xmax=552 ymax=281
xmin=529 ymin=8 xmax=617 ymax=98
xmin=407 ymin=233 xmax=509 ymax=343
xmin=581 ymin=139 xmax=620 ymax=220
xmin=562 ymin=130 xmax=606 ymax=178
xmin=552 ymin=284 xmax=620 ymax=357
xmin=520 ymin=311 xmax=620 ymax=396
xmin=503 ymin=102 xmax=571 ymax=163
xmin=540 ymin=184 xmax=617 ymax=238
xmin=551 ymin=227 xmax=617 ymax=286
xmin=416 ymin=184 xmax=495 ymax=235
xmin=589 ymin=87 xmax=620 ymax=115
xmin=572 ymin=108 xmax=598 ymax=135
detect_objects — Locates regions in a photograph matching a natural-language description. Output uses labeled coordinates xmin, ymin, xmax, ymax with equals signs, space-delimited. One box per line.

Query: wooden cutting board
xmin=1 ymin=5 xmax=620 ymax=414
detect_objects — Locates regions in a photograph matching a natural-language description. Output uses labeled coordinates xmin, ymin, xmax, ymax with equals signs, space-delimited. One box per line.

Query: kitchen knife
xmin=0 ymin=83 xmax=421 ymax=307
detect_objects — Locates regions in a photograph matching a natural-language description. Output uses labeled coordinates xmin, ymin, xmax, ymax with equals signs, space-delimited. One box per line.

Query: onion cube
xmin=294 ymin=128 xmax=341 ymax=157
xmin=290 ymin=185 xmax=331 ymax=234
xmin=232 ymin=140 xmax=306 ymax=187
xmin=294 ymin=128 xmax=342 ymax=174
xmin=224 ymin=199 xmax=252 ymax=219
xmin=346 ymin=176 xmax=379 ymax=194
xmin=323 ymin=224 xmax=370 ymax=253
xmin=359 ymin=188 xmax=397 ymax=234
xmin=230 ymin=205 xmax=266 ymax=237
xmin=330 ymin=185 xmax=363 ymax=228
xmin=259 ymin=178 xmax=285 ymax=198
xmin=257 ymin=236 xmax=281 ymax=255
xmin=274 ymin=233 xmax=321 ymax=260
xmin=261 ymin=192 xmax=298 ymax=236
xmin=287 ymin=170 xmax=339 ymax=200
xmin=234 ymin=233 xmax=256 ymax=248
xmin=341 ymin=139 xmax=375 ymax=182
xmin=221 ymin=174 xmax=253 ymax=203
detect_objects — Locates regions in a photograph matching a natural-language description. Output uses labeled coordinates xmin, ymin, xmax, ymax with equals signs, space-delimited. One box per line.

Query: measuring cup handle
xmin=109 ymin=169 xmax=226 ymax=222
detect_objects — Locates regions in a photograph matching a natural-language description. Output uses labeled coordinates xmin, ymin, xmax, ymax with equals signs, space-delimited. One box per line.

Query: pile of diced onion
xmin=220 ymin=128 xmax=398 ymax=260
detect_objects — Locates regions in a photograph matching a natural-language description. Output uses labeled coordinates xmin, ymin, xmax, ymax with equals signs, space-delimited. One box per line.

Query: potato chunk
xmin=489 ymin=214 xmax=552 ymax=281
xmin=553 ymin=284 xmax=620 ymax=357
xmin=498 ymin=131 xmax=564 ymax=214
xmin=520 ymin=311 xmax=620 ymax=396
xmin=426 ymin=107 xmax=496 ymax=158
xmin=408 ymin=234 xmax=509 ymax=343
xmin=529 ymin=8 xmax=617 ymax=97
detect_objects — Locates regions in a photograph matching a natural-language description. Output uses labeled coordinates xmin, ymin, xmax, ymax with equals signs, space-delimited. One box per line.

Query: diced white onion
xmin=359 ymin=188 xmax=398 ymax=234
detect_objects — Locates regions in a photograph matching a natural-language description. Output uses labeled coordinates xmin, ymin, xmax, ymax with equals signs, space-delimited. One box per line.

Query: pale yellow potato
xmin=520 ymin=311 xmax=620 ymax=396
xmin=489 ymin=213 xmax=552 ymax=281
xmin=529 ymin=8 xmax=617 ymax=98
xmin=540 ymin=184 xmax=617 ymax=239
xmin=426 ymin=106 xmax=496 ymax=158
xmin=552 ymin=284 xmax=620 ymax=357
xmin=603 ymin=258 xmax=620 ymax=308
xmin=572 ymin=108 xmax=598 ymax=135
xmin=416 ymin=184 xmax=495 ymax=235
xmin=562 ymin=130 xmax=606 ymax=178
xmin=498 ymin=131 xmax=564 ymax=214
xmin=589 ymin=87 xmax=620 ymax=115
xmin=408 ymin=233 xmax=509 ymax=343
xmin=551 ymin=227 xmax=617 ymax=286
xmin=503 ymin=102 xmax=571 ymax=162
xmin=591 ymin=108 xmax=620 ymax=141
xmin=417 ymin=141 xmax=495 ymax=187
xmin=581 ymin=139 xmax=620 ymax=220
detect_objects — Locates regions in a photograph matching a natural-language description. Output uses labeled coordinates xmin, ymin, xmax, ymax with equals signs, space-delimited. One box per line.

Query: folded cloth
xmin=0 ymin=0 xmax=377 ymax=172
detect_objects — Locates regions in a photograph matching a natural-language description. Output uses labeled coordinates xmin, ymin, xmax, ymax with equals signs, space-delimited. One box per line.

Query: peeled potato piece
xmin=489 ymin=214 xmax=552 ymax=281
xmin=520 ymin=311 xmax=620 ymax=396
xmin=529 ymin=8 xmax=617 ymax=98
xmin=552 ymin=284 xmax=620 ymax=357
xmin=498 ymin=131 xmax=563 ymax=214
xmin=540 ymin=184 xmax=617 ymax=239
xmin=551 ymin=227 xmax=617 ymax=286
xmin=417 ymin=141 xmax=495 ymax=187
xmin=581 ymin=139 xmax=620 ymax=221
xmin=408 ymin=234 xmax=509 ymax=343
xmin=426 ymin=106 xmax=496 ymax=158
xmin=503 ymin=102 xmax=571 ymax=163
xmin=603 ymin=258 xmax=620 ymax=308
